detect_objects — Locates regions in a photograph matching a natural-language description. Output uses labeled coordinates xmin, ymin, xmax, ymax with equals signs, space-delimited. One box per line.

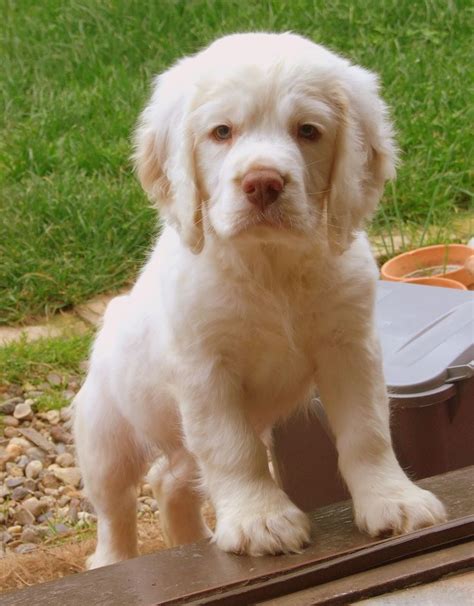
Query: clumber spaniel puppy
xmin=74 ymin=32 xmax=446 ymax=569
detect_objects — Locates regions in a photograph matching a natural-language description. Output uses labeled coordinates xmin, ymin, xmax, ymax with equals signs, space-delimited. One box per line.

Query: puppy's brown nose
xmin=242 ymin=169 xmax=284 ymax=209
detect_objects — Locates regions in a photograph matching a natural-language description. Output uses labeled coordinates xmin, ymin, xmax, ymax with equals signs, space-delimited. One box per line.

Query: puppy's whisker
xmin=303 ymin=158 xmax=327 ymax=168
xmin=306 ymin=189 xmax=330 ymax=196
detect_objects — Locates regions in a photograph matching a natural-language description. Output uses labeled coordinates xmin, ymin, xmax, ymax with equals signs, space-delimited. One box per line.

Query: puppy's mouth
xmin=232 ymin=205 xmax=306 ymax=236
xmin=252 ymin=211 xmax=288 ymax=228
xmin=238 ymin=208 xmax=284 ymax=228
xmin=208 ymin=190 xmax=313 ymax=240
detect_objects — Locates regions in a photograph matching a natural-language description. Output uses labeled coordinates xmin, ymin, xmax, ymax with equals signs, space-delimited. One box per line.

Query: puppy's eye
xmin=297 ymin=124 xmax=320 ymax=141
xmin=213 ymin=125 xmax=232 ymax=141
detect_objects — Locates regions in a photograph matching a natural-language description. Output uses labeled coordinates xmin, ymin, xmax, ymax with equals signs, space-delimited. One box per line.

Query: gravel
xmin=13 ymin=402 xmax=33 ymax=420
xmin=0 ymin=378 xmax=160 ymax=557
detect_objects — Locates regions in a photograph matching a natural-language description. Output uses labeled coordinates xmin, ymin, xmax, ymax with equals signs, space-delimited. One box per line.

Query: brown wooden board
xmin=256 ymin=542 xmax=474 ymax=605
xmin=1 ymin=467 xmax=473 ymax=606
xmin=193 ymin=518 xmax=473 ymax=605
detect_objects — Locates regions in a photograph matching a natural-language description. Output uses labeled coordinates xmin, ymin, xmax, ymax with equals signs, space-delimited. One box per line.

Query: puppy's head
xmin=134 ymin=33 xmax=396 ymax=254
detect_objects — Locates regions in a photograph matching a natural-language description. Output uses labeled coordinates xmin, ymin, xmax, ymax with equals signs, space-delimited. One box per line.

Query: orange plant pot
xmin=404 ymin=276 xmax=467 ymax=290
xmin=381 ymin=244 xmax=474 ymax=287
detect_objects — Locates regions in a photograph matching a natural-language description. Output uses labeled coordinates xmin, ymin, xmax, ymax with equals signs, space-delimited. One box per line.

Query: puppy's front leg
xmin=316 ymin=333 xmax=446 ymax=537
xmin=178 ymin=367 xmax=310 ymax=556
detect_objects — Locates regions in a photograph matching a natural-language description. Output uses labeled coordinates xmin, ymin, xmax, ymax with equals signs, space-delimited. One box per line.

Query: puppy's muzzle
xmin=242 ymin=169 xmax=284 ymax=211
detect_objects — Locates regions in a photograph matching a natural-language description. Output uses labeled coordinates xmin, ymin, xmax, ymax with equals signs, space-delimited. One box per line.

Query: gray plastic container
xmin=272 ymin=281 xmax=474 ymax=511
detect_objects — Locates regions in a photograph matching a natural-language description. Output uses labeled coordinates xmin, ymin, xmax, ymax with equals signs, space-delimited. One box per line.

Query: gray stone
xmin=2 ymin=415 xmax=19 ymax=427
xmin=13 ymin=402 xmax=33 ymax=420
xmin=9 ymin=436 xmax=32 ymax=450
xmin=3 ymin=427 xmax=19 ymax=438
xmin=41 ymin=472 xmax=60 ymax=489
xmin=11 ymin=486 xmax=30 ymax=501
xmin=5 ymin=477 xmax=24 ymax=489
xmin=35 ymin=525 xmax=49 ymax=538
xmin=7 ymin=525 xmax=22 ymax=534
xmin=78 ymin=511 xmax=96 ymax=523
xmin=47 ymin=373 xmax=62 ymax=386
xmin=15 ymin=543 xmax=37 ymax=554
xmin=19 ymin=427 xmax=56 ymax=453
xmin=149 ymin=499 xmax=159 ymax=512
xmin=55 ymin=452 xmax=74 ymax=468
xmin=25 ymin=459 xmax=43 ymax=479
xmin=79 ymin=498 xmax=95 ymax=514
xmin=17 ymin=455 xmax=29 ymax=468
xmin=44 ymin=487 xmax=59 ymax=496
xmin=45 ymin=409 xmax=60 ymax=425
xmin=67 ymin=501 xmax=79 ymax=524
xmin=141 ymin=483 xmax=153 ymax=497
xmin=1 ymin=532 xmax=13 ymax=544
xmin=20 ymin=527 xmax=41 ymax=544
xmin=23 ymin=479 xmax=36 ymax=491
xmin=5 ymin=463 xmax=23 ymax=477
xmin=57 ymin=495 xmax=70 ymax=507
xmin=138 ymin=501 xmax=149 ymax=513
xmin=51 ymin=523 xmax=69 ymax=535
xmin=0 ymin=400 xmax=16 ymax=415
xmin=50 ymin=426 xmax=73 ymax=444
xmin=5 ymin=443 xmax=23 ymax=459
xmin=14 ymin=507 xmax=35 ymax=526
xmin=60 ymin=406 xmax=73 ymax=422
xmin=53 ymin=467 xmax=81 ymax=487
xmin=22 ymin=496 xmax=47 ymax=519
xmin=0 ymin=455 xmax=10 ymax=472
xmin=39 ymin=495 xmax=55 ymax=508
xmin=25 ymin=446 xmax=48 ymax=462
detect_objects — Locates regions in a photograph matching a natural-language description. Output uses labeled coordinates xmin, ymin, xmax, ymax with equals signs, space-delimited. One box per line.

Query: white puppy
xmin=74 ymin=32 xmax=446 ymax=569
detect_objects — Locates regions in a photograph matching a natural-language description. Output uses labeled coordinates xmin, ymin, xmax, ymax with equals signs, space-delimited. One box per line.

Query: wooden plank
xmin=256 ymin=541 xmax=474 ymax=605
xmin=1 ymin=467 xmax=473 ymax=606
xmin=197 ymin=517 xmax=473 ymax=605
xmin=357 ymin=570 xmax=474 ymax=605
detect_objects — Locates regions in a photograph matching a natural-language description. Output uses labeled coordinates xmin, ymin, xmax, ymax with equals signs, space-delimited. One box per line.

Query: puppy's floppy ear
xmin=327 ymin=66 xmax=397 ymax=254
xmin=133 ymin=60 xmax=204 ymax=254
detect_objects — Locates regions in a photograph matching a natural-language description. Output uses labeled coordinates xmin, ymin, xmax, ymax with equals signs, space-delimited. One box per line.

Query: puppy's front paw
xmin=355 ymin=482 xmax=446 ymax=538
xmin=214 ymin=492 xmax=310 ymax=556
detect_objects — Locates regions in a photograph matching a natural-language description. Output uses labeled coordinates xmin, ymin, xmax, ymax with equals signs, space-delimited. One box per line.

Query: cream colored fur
xmin=74 ymin=33 xmax=446 ymax=569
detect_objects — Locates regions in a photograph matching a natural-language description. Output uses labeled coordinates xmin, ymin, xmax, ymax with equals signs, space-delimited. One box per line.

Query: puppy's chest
xmin=227 ymin=291 xmax=318 ymax=399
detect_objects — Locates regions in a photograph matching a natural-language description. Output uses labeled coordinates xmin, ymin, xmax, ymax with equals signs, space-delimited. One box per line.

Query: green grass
xmin=0 ymin=332 xmax=92 ymax=386
xmin=1 ymin=0 xmax=472 ymax=324
xmin=35 ymin=391 xmax=71 ymax=412
xmin=0 ymin=332 xmax=92 ymax=414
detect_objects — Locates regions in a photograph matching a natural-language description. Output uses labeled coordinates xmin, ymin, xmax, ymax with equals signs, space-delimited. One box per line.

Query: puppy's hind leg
xmin=74 ymin=388 xmax=147 ymax=569
xmin=147 ymin=450 xmax=211 ymax=547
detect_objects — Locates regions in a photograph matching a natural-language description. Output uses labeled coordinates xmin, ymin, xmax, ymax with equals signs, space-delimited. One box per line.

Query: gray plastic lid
xmin=375 ymin=281 xmax=474 ymax=394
